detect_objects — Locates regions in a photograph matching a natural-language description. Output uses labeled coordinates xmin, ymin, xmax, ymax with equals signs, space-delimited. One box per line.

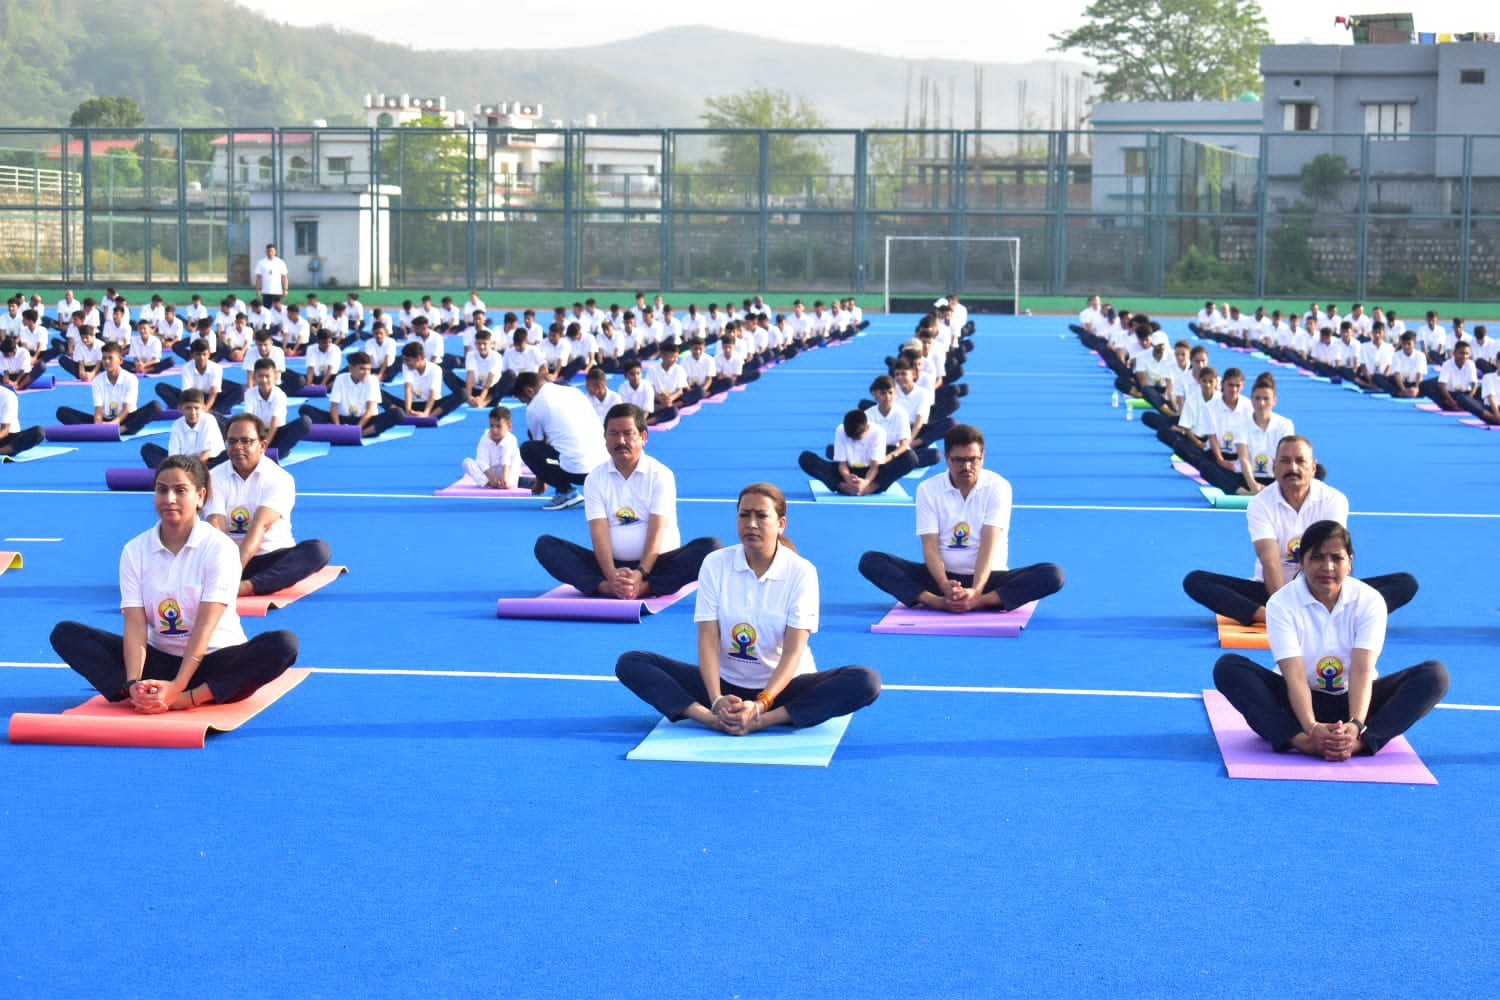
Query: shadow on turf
xmin=837 ymin=730 xmax=1216 ymax=763
xmin=233 ymin=713 xmax=650 ymax=746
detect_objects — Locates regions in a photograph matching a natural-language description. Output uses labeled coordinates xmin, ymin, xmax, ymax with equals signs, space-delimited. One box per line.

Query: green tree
xmin=1300 ymin=153 xmax=1350 ymax=202
xmin=1050 ymin=0 xmax=1272 ymax=101
xmin=69 ymin=96 xmax=145 ymax=128
xmin=378 ymin=114 xmax=474 ymax=282
xmin=700 ymin=88 xmax=832 ymax=199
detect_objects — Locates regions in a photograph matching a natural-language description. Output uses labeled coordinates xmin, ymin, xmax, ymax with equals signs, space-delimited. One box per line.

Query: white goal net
xmin=882 ymin=236 xmax=1021 ymax=315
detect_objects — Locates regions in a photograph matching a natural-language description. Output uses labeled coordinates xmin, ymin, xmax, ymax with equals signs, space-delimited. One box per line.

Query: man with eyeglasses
xmin=857 ymin=423 xmax=1064 ymax=614
xmin=205 ymin=413 xmax=331 ymax=598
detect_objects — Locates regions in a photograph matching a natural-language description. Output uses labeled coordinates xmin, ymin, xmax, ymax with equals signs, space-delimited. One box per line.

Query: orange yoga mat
xmin=1216 ymin=614 xmax=1271 ymax=650
xmin=7 ymin=667 xmax=311 ymax=748
xmin=0 ymin=551 xmax=21 ymax=575
xmin=237 ymin=565 xmax=348 ymax=617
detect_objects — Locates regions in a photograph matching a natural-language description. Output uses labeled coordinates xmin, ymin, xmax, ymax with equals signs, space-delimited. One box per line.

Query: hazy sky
xmin=239 ymin=0 xmax=1488 ymax=64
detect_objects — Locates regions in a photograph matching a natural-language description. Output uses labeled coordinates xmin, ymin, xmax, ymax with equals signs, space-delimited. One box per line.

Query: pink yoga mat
xmin=1201 ymin=689 xmax=1436 ymax=784
xmin=870 ymin=601 xmax=1038 ymax=637
xmin=43 ymin=423 xmax=121 ymax=442
xmin=434 ymin=477 xmax=534 ymax=498
xmin=495 ymin=582 xmax=697 ymax=623
xmin=1171 ymin=460 xmax=1207 ymax=485
xmin=700 ymin=391 xmax=729 ymax=404
xmin=237 ymin=565 xmax=348 ymax=617
xmin=8 ymin=668 xmax=311 ymax=749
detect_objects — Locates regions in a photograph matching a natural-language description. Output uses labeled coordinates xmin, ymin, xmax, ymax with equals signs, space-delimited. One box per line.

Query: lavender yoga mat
xmin=434 ymin=477 xmax=534 ymax=498
xmin=1201 ymin=689 xmax=1436 ymax=784
xmin=304 ymin=423 xmax=364 ymax=445
xmin=495 ymin=582 xmax=697 ymax=623
xmin=105 ymin=467 xmax=157 ymax=491
xmin=43 ymin=423 xmax=121 ymax=442
xmin=870 ymin=600 xmax=1038 ymax=637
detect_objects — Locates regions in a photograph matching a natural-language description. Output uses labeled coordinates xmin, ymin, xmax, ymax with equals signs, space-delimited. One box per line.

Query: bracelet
xmin=755 ymin=690 xmax=775 ymax=713
xmin=183 ymin=653 xmax=202 ymax=664
xmin=188 ymin=688 xmax=198 ymax=707
xmin=709 ymin=695 xmax=728 ymax=713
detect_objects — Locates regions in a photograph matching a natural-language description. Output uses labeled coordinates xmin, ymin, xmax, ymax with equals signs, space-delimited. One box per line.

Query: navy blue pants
xmin=1213 ymin=653 xmax=1448 ymax=754
xmin=614 ymin=650 xmax=880 ymax=728
xmin=858 ymin=551 xmax=1065 ymax=610
xmin=1182 ymin=570 xmax=1419 ymax=626
xmin=55 ymin=401 xmax=162 ymax=436
xmin=518 ymin=439 xmax=590 ymax=493
xmin=242 ymin=540 xmax=332 ymax=595
xmin=533 ymin=534 xmax=722 ymax=598
xmin=798 ymin=450 xmax=916 ymax=495
xmin=50 ymin=621 xmax=299 ymax=705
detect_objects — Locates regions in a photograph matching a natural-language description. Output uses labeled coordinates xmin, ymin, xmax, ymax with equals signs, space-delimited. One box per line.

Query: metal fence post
xmin=1459 ymin=134 xmax=1474 ymax=301
xmin=1356 ymin=132 xmax=1370 ymax=301
xmin=757 ymin=130 xmax=770 ymax=293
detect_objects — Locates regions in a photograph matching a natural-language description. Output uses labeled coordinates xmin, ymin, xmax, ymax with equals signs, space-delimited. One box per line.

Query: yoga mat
xmin=870 ymin=601 xmax=1037 ymax=637
xmin=1200 ymin=486 xmax=1251 ymax=510
xmin=43 ymin=423 xmax=120 ymax=442
xmin=1458 ymin=418 xmax=1500 ymax=430
xmin=809 ymin=480 xmax=911 ymax=503
xmin=104 ymin=467 xmax=157 ymax=491
xmin=494 ymin=582 xmax=697 ymax=623
xmin=279 ymin=442 xmax=330 ymax=466
xmin=1201 ymin=689 xmax=1436 ymax=785
xmin=0 ymin=551 xmax=22 ymax=575
xmin=677 ymin=403 xmax=702 ymax=417
xmin=19 ymin=375 xmax=56 ymax=392
xmin=290 ymin=384 xmax=328 ymax=397
xmin=157 ymin=408 xmax=182 ymax=421
xmin=237 ymin=565 xmax=348 ymax=617
xmin=625 ymin=712 xmax=853 ymax=767
xmin=700 ymin=391 xmax=729 ymax=404
xmin=7 ymin=668 xmax=311 ymax=749
xmin=1216 ymin=614 xmax=1270 ymax=650
xmin=402 ymin=414 xmax=440 ymax=427
xmin=1127 ymin=396 xmax=1152 ymax=409
xmin=1171 ymin=460 xmax=1208 ymax=485
xmin=2 ymin=444 xmax=77 ymax=463
xmin=362 ymin=425 xmax=415 ymax=446
xmin=434 ymin=477 xmax=534 ymax=498
xmin=1414 ymin=402 xmax=1442 ymax=412
xmin=304 ymin=423 xmax=363 ymax=445
xmin=120 ymin=425 xmax=170 ymax=441
xmin=647 ymin=415 xmax=680 ymax=432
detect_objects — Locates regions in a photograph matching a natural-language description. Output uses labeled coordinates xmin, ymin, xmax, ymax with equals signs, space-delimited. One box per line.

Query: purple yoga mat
xmin=104 ymin=467 xmax=157 ymax=490
xmin=434 ymin=478 xmax=533 ymax=498
xmin=158 ymin=408 xmax=182 ymax=421
xmin=648 ymin=415 xmax=681 ymax=432
xmin=700 ymin=392 xmax=729 ymax=405
xmin=43 ymin=423 xmax=121 ymax=442
xmin=304 ymin=423 xmax=364 ymax=445
xmin=1171 ymin=460 xmax=1207 ymax=485
xmin=870 ymin=601 xmax=1038 ymax=637
xmin=291 ymin=384 xmax=328 ymax=397
xmin=1201 ymin=689 xmax=1436 ymax=784
xmin=403 ymin=414 xmax=440 ymax=427
xmin=495 ymin=582 xmax=697 ymax=623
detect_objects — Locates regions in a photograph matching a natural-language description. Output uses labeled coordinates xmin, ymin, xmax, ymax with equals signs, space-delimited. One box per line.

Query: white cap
xmin=1150 ymin=331 xmax=1168 ymax=346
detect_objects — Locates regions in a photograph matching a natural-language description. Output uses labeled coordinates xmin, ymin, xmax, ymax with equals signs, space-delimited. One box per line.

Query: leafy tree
xmin=700 ymin=88 xmax=832 ymax=198
xmin=378 ymin=113 xmax=472 ymax=208
xmin=69 ymin=96 xmax=145 ymax=128
xmin=1300 ymin=153 xmax=1350 ymax=202
xmin=1050 ymin=0 xmax=1272 ymax=101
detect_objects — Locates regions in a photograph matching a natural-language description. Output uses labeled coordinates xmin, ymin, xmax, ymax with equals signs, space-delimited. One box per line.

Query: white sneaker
xmin=463 ymin=458 xmax=488 ymax=487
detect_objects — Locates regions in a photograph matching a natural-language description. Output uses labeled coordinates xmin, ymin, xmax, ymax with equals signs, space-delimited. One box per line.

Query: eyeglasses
xmin=226 ymin=437 xmax=262 ymax=447
xmin=947 ymin=455 xmax=983 ymax=465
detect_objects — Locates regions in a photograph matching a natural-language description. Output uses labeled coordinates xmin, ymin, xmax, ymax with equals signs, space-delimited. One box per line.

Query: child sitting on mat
xmin=462 ymin=405 xmax=532 ymax=490
xmin=140 ymin=388 xmax=225 ymax=470
xmin=797 ymin=407 xmax=916 ymax=497
xmin=585 ymin=366 xmax=622 ymax=422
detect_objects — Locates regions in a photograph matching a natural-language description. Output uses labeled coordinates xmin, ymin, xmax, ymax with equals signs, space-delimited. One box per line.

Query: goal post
xmin=883 ymin=235 xmax=1021 ymax=315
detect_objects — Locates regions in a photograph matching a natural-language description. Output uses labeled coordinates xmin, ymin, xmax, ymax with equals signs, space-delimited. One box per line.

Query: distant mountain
xmin=1 ymin=2 xmax=1088 ymax=131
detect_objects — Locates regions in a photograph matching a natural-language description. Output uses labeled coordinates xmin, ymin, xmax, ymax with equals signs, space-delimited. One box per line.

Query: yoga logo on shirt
xmin=1222 ymin=431 xmax=1236 ymax=449
xmin=947 ymin=521 xmax=972 ymax=550
xmin=229 ymin=505 xmax=251 ymax=534
xmin=1286 ymin=536 xmax=1301 ymax=563
xmin=1315 ymin=655 xmax=1345 ymax=692
xmin=614 ymin=506 xmax=639 ymax=525
xmin=1253 ymin=453 xmax=1270 ymax=475
xmin=157 ymin=598 xmax=189 ymax=636
xmin=728 ymin=622 xmax=758 ymax=660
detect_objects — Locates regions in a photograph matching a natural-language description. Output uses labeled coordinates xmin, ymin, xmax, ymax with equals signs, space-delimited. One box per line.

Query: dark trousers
xmin=614 ymin=650 xmax=880 ymax=729
xmin=857 ymin=551 xmax=1065 ymax=610
xmin=533 ymin=534 xmax=722 ymax=598
xmin=157 ymin=381 xmax=244 ymax=414
xmin=271 ymin=415 xmax=314 ymax=456
xmin=1371 ymin=373 xmax=1420 ymax=397
xmin=0 ymin=425 xmax=44 ymax=457
xmin=380 ymin=389 xmax=462 ymax=418
xmin=1182 ymin=570 xmax=1419 ymax=626
xmin=141 ymin=443 xmax=228 ymax=469
xmin=55 ymin=401 xmax=162 ymax=436
xmin=242 ymin=540 xmax=332 ymax=595
xmin=1213 ymin=653 xmax=1448 ymax=754
xmin=49 ymin=621 xmax=299 ymax=705
xmin=518 ymin=439 xmax=589 ymax=493
xmin=299 ymin=403 xmax=403 ymax=438
xmin=798 ymin=450 xmax=916 ymax=495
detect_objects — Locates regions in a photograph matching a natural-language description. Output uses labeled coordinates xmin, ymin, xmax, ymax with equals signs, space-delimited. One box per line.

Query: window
xmin=257 ymin=155 xmax=272 ymax=180
xmin=327 ymin=156 xmax=352 ymax=174
xmin=1123 ymin=147 xmax=1147 ymax=176
xmin=1461 ymin=68 xmax=1486 ymax=85
xmin=1283 ymin=102 xmax=1319 ymax=132
xmin=1364 ymin=102 xmax=1412 ymax=141
xmin=294 ymin=220 xmax=318 ymax=256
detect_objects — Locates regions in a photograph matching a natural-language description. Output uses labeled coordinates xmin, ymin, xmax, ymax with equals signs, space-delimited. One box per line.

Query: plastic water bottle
xmin=1111 ymin=391 xmax=1119 ymax=408
xmin=1125 ymin=401 xmax=1133 ymax=421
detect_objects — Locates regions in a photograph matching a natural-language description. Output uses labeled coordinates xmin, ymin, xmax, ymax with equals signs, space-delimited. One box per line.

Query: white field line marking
xmin=2 ymin=661 xmax=1496 ymax=711
xmin=4 ymin=537 xmax=62 ymax=542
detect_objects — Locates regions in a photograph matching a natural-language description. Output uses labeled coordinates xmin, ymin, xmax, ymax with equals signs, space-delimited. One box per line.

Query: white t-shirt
xmin=0 ymin=385 xmax=19 ymax=433
xmin=583 ymin=453 xmax=681 ymax=563
xmin=329 ymin=372 xmax=381 ymax=418
xmin=525 ymin=382 xmax=609 ymax=474
xmin=245 ymin=385 xmax=288 ymax=428
xmin=695 ymin=544 xmax=818 ymax=688
xmin=680 ymin=353 xmax=716 ymax=387
xmin=647 ymin=362 xmax=688 ymax=398
xmin=1267 ymin=574 xmax=1386 ymax=695
xmin=588 ymin=388 xmax=623 ymax=422
xmin=92 ymin=370 xmax=139 ymax=419
xmin=619 ymin=380 xmax=655 ymax=413
xmin=404 ymin=364 xmax=444 ymax=404
xmin=502 ymin=345 xmax=546 ymax=376
xmin=120 ymin=520 xmax=247 ymax=655
xmin=206 ymin=457 xmax=299 ymax=555
xmin=832 ymin=424 xmax=887 ymax=468
xmin=915 ymin=468 xmax=1012 ymax=576
xmin=254 ymin=255 xmax=289 ymax=296
xmin=305 ymin=343 xmax=343 ymax=378
xmin=167 ymin=415 xmax=225 ymax=459
xmin=474 ymin=431 xmax=521 ymax=478
xmin=893 ymin=383 xmax=932 ymax=426
xmin=1245 ymin=479 xmax=1349 ymax=583
xmin=1437 ymin=358 xmax=1479 ymax=393
xmin=1231 ymin=412 xmax=1295 ymax=480
xmin=181 ymin=360 xmax=224 ymax=394
xmin=867 ymin=404 xmax=912 ymax=447
xmin=1482 ymin=371 xmax=1500 ymax=407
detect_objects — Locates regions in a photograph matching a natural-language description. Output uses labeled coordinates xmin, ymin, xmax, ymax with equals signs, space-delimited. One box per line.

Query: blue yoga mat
xmin=625 ymin=713 xmax=854 ymax=767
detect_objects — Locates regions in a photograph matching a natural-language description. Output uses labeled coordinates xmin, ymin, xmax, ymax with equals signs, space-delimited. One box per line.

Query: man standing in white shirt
xmin=253 ymin=243 xmax=289 ymax=309
xmin=533 ymin=402 xmax=720 ymax=598
xmin=857 ymin=424 xmax=1064 ymax=612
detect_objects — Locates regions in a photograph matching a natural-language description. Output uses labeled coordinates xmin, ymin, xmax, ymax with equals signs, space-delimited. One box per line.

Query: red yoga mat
xmin=237 ymin=565 xmax=348 ymax=617
xmin=7 ymin=668 xmax=311 ymax=749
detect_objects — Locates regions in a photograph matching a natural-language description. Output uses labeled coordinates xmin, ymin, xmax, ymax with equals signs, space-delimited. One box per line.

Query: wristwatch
xmin=1349 ymin=719 xmax=1368 ymax=736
